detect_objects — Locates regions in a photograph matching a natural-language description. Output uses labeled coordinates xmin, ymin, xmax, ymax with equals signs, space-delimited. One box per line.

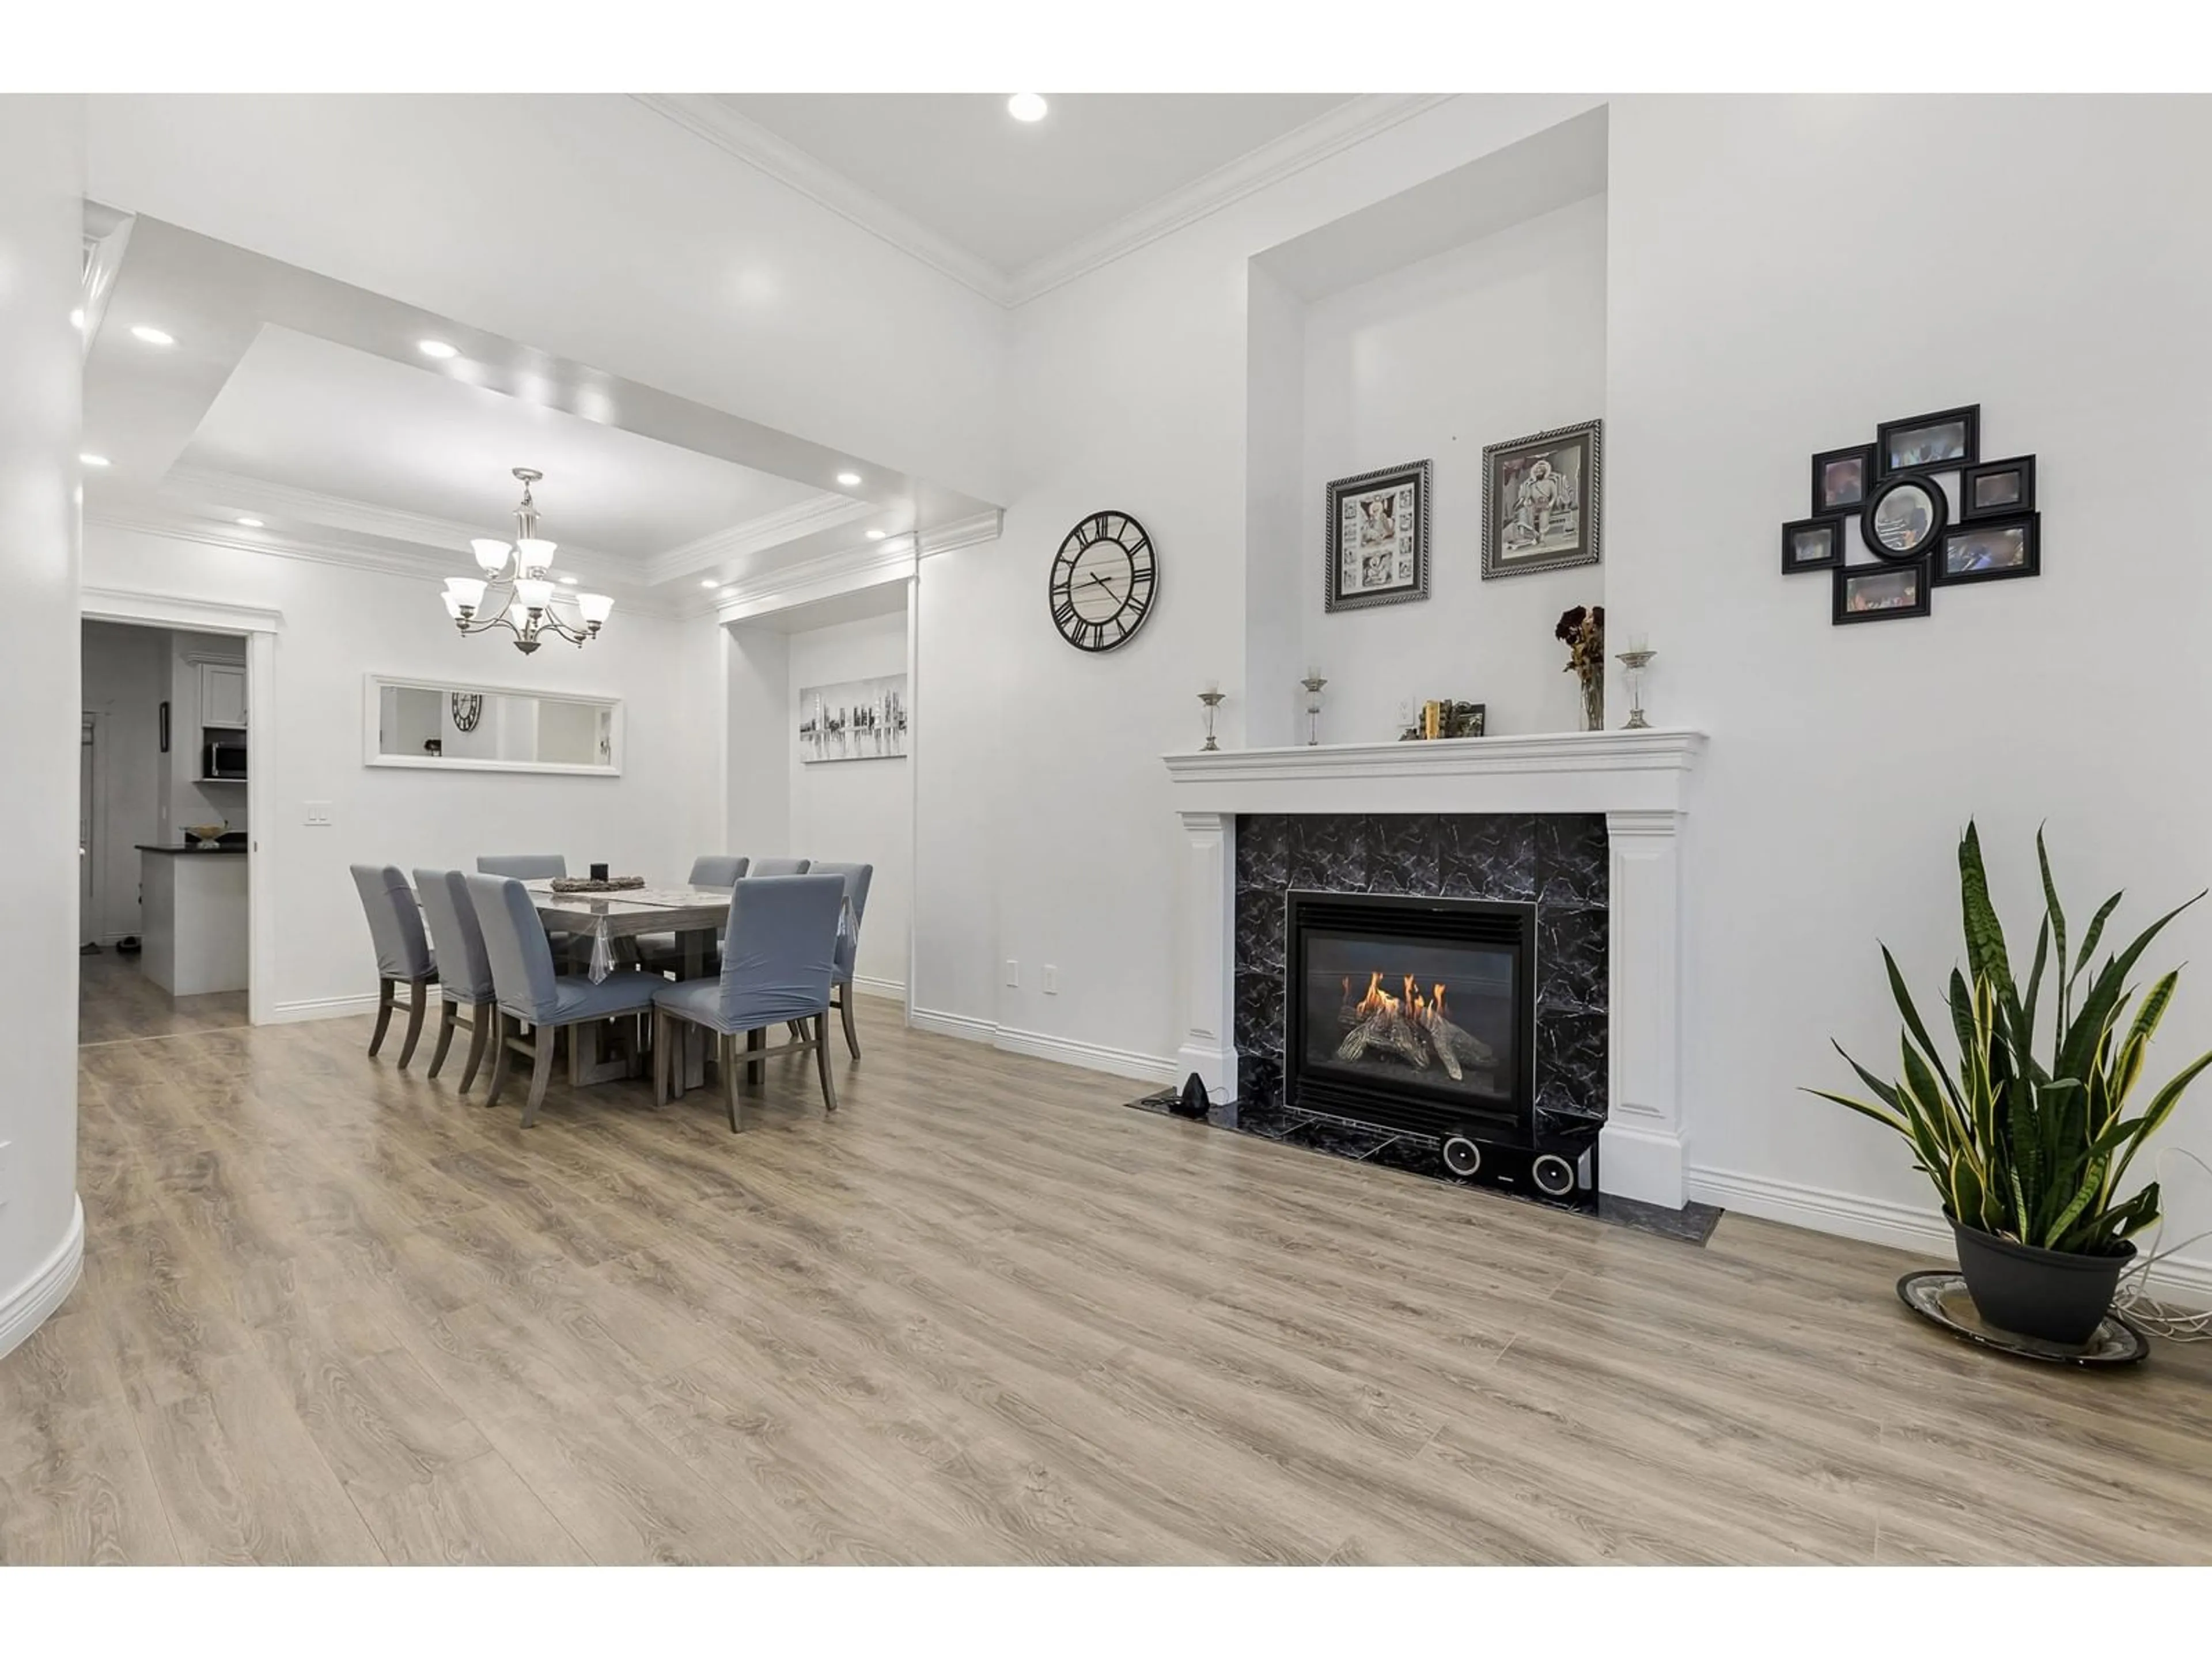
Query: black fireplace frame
xmin=1283 ymin=888 xmax=1539 ymax=1145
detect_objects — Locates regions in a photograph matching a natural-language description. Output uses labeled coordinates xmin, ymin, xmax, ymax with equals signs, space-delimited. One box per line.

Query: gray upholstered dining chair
xmin=464 ymin=873 xmax=662 ymax=1127
xmin=652 ymin=873 xmax=844 ymax=1131
xmin=747 ymin=856 xmax=810 ymax=877
xmin=476 ymin=854 xmax=567 ymax=879
xmin=412 ymin=868 xmax=496 ymax=1092
xmin=350 ymin=864 xmax=437 ymax=1066
xmin=809 ymin=861 xmax=874 ymax=1059
xmin=635 ymin=855 xmax=750 ymax=975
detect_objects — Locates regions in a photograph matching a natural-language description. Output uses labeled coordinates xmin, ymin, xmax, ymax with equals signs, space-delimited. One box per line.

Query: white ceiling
xmin=180 ymin=327 xmax=826 ymax=560
xmin=718 ymin=94 xmax=1355 ymax=277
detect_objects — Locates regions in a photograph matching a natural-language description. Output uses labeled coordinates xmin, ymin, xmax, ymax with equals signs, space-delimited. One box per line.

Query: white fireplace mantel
xmin=1161 ymin=728 xmax=1708 ymax=1210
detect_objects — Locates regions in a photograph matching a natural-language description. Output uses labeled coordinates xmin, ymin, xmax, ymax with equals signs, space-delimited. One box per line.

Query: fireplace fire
xmin=1285 ymin=890 xmax=1536 ymax=1144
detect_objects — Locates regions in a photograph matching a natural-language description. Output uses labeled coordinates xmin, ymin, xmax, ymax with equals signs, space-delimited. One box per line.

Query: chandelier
xmin=440 ymin=467 xmax=613 ymax=653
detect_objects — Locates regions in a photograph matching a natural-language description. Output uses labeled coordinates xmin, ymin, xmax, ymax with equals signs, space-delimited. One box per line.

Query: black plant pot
xmin=1951 ymin=1221 xmax=2135 ymax=1346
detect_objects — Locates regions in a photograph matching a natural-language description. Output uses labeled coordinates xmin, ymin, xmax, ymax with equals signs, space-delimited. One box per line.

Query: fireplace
xmin=1284 ymin=889 xmax=1536 ymax=1144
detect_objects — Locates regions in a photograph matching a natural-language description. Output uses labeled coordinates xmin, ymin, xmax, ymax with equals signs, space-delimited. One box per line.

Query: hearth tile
xmin=1362 ymin=815 xmax=1441 ymax=895
xmin=1437 ymin=815 xmax=1537 ymax=902
xmin=1536 ymin=813 xmax=1610 ymax=906
xmin=1537 ymin=906 xmax=1608 ymax=1013
xmin=1286 ymin=815 xmax=1370 ymax=894
xmin=1537 ymin=1009 xmax=1607 ymax=1105
xmin=1234 ymin=968 xmax=1284 ymax=1055
xmin=1236 ymin=815 xmax=1290 ymax=892
xmin=1236 ymin=885 xmax=1287 ymax=973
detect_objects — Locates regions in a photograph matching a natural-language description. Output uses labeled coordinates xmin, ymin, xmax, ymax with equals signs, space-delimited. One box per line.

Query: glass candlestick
xmin=1197 ymin=688 xmax=1226 ymax=751
xmin=1616 ymin=647 xmax=1656 ymax=730
xmin=1300 ymin=673 xmax=1327 ymax=746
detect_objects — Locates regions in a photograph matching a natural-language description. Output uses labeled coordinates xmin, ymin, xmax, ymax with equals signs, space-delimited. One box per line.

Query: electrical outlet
xmin=304 ymin=801 xmax=333 ymax=827
xmin=1043 ymin=965 xmax=1059 ymax=995
xmin=1004 ymin=959 xmax=1020 ymax=988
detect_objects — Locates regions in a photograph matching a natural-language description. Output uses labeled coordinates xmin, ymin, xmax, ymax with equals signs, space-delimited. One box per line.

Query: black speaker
xmin=1437 ymin=1127 xmax=1596 ymax=1211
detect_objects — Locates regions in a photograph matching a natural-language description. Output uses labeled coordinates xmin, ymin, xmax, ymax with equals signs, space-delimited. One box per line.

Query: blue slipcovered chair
xmin=476 ymin=854 xmax=566 ymax=879
xmin=745 ymin=856 xmax=810 ymax=877
xmin=413 ymin=869 xmax=497 ymax=1092
xmin=637 ymin=856 xmax=750 ymax=974
xmin=652 ymin=873 xmax=844 ymax=1131
xmin=350 ymin=863 xmax=437 ymax=1066
xmin=465 ymin=873 xmax=661 ymax=1127
xmin=806 ymin=861 xmax=874 ymax=1059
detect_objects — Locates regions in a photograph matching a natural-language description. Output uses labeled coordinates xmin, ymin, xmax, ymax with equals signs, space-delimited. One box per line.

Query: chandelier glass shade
xmin=443 ymin=468 xmax=613 ymax=653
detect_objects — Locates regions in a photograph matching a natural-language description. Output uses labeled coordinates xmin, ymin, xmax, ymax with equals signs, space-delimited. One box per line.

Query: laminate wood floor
xmin=78 ymin=953 xmax=250 ymax=1047
xmin=7 ymin=994 xmax=2211 ymax=1565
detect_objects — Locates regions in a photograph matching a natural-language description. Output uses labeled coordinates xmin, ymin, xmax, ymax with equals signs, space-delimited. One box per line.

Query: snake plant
xmin=1808 ymin=823 xmax=2212 ymax=1255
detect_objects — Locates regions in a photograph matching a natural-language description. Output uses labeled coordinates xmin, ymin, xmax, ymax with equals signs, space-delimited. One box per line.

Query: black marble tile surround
xmin=1234 ymin=812 xmax=1609 ymax=1146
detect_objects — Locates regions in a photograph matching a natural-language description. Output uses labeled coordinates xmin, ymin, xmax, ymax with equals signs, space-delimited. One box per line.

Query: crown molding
xmin=916 ymin=509 xmax=1005 ymax=559
xmin=711 ymin=537 xmax=919 ymax=624
xmin=635 ymin=94 xmax=1457 ymax=312
xmin=84 ymin=505 xmax=690 ymax=622
xmin=645 ymin=492 xmax=881 ymax=586
xmin=632 ymin=93 xmax=1013 ymax=307
xmin=1004 ymin=95 xmax=1456 ymax=305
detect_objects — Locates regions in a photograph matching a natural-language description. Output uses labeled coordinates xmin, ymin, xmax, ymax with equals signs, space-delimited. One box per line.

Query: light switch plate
xmin=1043 ymin=965 xmax=1059 ymax=995
xmin=303 ymin=801 xmax=333 ymax=827
xmin=1003 ymin=959 xmax=1020 ymax=988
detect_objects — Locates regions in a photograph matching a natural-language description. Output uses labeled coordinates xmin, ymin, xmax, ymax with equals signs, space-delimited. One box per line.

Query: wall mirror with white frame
xmin=364 ymin=675 xmax=622 ymax=775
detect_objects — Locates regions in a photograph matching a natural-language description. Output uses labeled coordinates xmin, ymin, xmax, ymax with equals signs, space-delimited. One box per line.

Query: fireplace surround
xmin=1163 ymin=728 xmax=1706 ymax=1208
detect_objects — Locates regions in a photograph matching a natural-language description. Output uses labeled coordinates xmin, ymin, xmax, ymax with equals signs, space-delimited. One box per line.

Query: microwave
xmin=203 ymin=737 xmax=248 ymax=780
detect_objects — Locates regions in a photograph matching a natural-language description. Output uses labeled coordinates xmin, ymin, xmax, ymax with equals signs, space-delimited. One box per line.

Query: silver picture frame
xmin=1323 ymin=458 xmax=1431 ymax=613
xmin=1482 ymin=419 xmax=1603 ymax=579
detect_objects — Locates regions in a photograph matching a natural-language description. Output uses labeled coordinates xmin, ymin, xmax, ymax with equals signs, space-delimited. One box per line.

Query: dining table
xmin=523 ymin=880 xmax=731 ymax=983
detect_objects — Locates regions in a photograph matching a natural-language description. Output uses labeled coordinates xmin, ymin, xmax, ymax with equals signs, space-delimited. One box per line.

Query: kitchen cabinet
xmin=199 ymin=661 xmax=247 ymax=729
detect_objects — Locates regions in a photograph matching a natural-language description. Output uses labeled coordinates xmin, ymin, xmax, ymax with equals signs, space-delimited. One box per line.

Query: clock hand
xmin=1086 ymin=571 xmax=1120 ymax=594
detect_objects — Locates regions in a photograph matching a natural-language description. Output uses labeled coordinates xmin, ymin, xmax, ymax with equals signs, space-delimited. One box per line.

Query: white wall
xmin=1297 ymin=194 xmax=1607 ymax=741
xmin=786 ymin=608 xmax=912 ymax=994
xmin=0 ymin=95 xmax=84 ymax=1359
xmin=83 ymin=524 xmax=717 ymax=1018
xmin=1601 ymin=96 xmax=2212 ymax=1275
xmin=80 ymin=620 xmax=169 ymax=942
xmin=85 ymin=96 xmax=1007 ymax=506
xmin=724 ymin=622 xmax=791 ymax=859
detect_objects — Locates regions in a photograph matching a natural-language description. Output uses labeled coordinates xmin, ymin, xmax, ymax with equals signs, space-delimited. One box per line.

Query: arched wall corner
xmin=0 ymin=1197 xmax=85 ymax=1362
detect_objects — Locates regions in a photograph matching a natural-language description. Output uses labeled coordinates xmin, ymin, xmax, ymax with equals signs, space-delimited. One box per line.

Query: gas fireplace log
xmin=1431 ymin=1015 xmax=1494 ymax=1069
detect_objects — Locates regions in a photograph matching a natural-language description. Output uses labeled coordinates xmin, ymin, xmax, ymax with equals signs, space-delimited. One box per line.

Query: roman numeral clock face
xmin=1048 ymin=510 xmax=1157 ymax=653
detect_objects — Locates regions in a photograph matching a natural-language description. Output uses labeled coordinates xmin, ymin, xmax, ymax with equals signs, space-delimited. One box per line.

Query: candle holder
xmin=1197 ymin=688 xmax=1227 ymax=751
xmin=1615 ymin=648 xmax=1656 ymax=730
xmin=1300 ymin=673 xmax=1328 ymax=746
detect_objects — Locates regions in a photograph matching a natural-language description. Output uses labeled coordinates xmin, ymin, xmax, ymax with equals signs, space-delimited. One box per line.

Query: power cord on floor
xmin=2112 ymin=1148 xmax=2212 ymax=1340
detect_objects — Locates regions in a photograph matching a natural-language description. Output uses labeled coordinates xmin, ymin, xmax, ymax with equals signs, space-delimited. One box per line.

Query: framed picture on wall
xmin=1482 ymin=419 xmax=1602 ymax=579
xmin=1875 ymin=404 xmax=1979 ymax=476
xmin=796 ymin=673 xmax=909 ymax=763
xmin=1781 ymin=516 xmax=1845 ymax=574
xmin=1323 ymin=459 xmax=1430 ymax=612
xmin=1810 ymin=444 xmax=1875 ymax=517
xmin=1933 ymin=513 xmax=2039 ymax=587
xmin=1960 ymin=454 xmax=2036 ymax=521
xmin=1832 ymin=562 xmax=1931 ymax=624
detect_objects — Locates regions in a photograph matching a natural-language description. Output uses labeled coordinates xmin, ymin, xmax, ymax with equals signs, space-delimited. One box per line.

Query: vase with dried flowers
xmin=1556 ymin=604 xmax=1605 ymax=730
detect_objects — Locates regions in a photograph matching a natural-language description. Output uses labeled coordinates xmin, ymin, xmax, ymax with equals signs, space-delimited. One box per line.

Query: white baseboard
xmin=1688 ymin=1163 xmax=2212 ymax=1306
xmin=0 ymin=1195 xmax=85 ymax=1362
xmin=851 ymin=974 xmax=906 ymax=1002
xmin=907 ymin=1007 xmax=1175 ymax=1087
xmin=265 ymin=992 xmax=382 ymax=1025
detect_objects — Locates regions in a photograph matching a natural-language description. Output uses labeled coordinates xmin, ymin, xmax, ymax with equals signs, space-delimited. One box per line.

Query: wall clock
xmin=1048 ymin=510 xmax=1157 ymax=653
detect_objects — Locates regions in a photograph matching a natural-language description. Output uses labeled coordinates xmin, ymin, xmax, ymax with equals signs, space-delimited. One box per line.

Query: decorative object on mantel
xmin=1785 ymin=405 xmax=2042 ymax=626
xmin=1196 ymin=683 xmax=1226 ymax=751
xmin=1395 ymin=700 xmax=1485 ymax=742
xmin=549 ymin=874 xmax=645 ymax=894
xmin=1556 ymin=604 xmax=1605 ymax=731
xmin=1483 ymin=419 xmax=1601 ymax=579
xmin=1048 ymin=509 xmax=1157 ymax=652
xmin=1300 ymin=672 xmax=1327 ymax=746
xmin=1805 ymin=821 xmax=2212 ymax=1349
xmin=1324 ymin=459 xmax=1430 ymax=612
xmin=1615 ymin=638 xmax=1656 ymax=730
xmin=440 ymin=467 xmax=615 ymax=654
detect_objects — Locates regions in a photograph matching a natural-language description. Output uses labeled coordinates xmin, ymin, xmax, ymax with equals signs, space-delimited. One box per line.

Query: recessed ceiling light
xmin=236 ymin=517 xmax=264 ymax=528
xmin=418 ymin=339 xmax=458 ymax=359
xmin=130 ymin=324 xmax=175 ymax=346
xmin=836 ymin=471 xmax=862 ymax=487
xmin=558 ymin=575 xmax=578 ymax=585
xmin=79 ymin=453 xmax=111 ymax=468
xmin=1007 ymin=93 xmax=1048 ymax=123
xmin=866 ymin=529 xmax=887 ymax=540
xmin=700 ymin=578 xmax=720 ymax=588
xmin=69 ymin=307 xmax=84 ymax=330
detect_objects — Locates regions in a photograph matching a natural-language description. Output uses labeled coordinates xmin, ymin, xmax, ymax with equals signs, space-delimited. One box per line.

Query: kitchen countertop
xmin=137 ymin=843 xmax=249 ymax=856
